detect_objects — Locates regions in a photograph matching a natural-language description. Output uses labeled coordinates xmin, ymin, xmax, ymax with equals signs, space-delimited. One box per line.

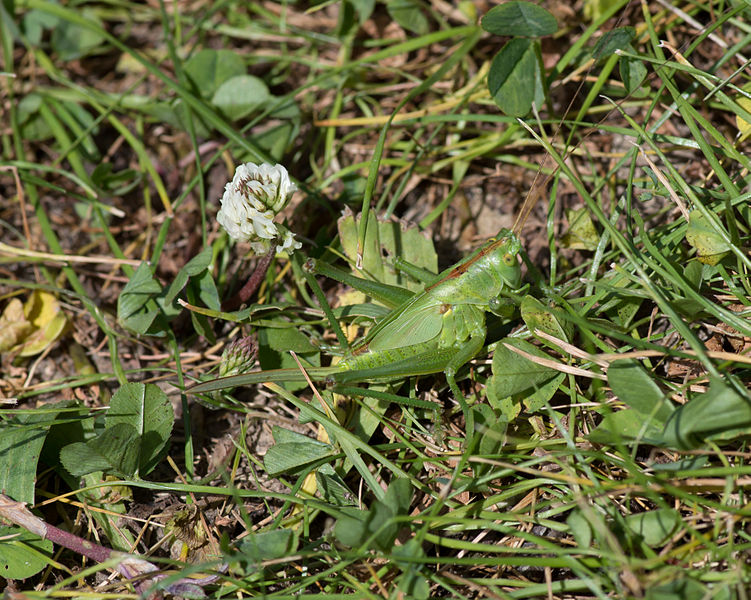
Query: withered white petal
xmin=275 ymin=229 xmax=302 ymax=254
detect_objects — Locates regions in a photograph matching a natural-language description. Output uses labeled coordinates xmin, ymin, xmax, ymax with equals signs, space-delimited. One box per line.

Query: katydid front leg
xmin=444 ymin=330 xmax=486 ymax=445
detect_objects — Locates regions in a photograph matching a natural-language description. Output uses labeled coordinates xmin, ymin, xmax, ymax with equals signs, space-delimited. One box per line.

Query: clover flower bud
xmin=218 ymin=336 xmax=257 ymax=379
xmin=216 ymin=162 xmax=301 ymax=256
xmin=197 ymin=336 xmax=258 ymax=409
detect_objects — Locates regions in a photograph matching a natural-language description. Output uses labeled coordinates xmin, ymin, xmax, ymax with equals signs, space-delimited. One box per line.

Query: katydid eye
xmin=502 ymin=253 xmax=516 ymax=266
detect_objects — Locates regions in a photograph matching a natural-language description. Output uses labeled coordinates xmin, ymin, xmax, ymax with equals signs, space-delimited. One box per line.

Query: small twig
xmin=0 ymin=242 xmax=142 ymax=267
xmin=502 ymin=339 xmax=608 ymax=381
xmin=221 ymin=250 xmax=275 ymax=311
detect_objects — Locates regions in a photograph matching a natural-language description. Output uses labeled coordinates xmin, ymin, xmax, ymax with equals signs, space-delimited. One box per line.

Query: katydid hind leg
xmin=333 ymin=346 xmax=459 ymax=383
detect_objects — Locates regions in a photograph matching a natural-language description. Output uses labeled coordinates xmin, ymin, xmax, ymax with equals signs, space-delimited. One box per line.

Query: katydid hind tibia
xmin=188 ymin=229 xmax=524 ymax=431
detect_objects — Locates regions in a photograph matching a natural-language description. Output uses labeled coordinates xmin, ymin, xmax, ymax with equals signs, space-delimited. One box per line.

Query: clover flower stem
xmin=221 ymin=250 xmax=275 ymax=311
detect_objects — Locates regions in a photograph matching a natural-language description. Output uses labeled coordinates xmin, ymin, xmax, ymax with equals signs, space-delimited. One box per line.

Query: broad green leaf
xmin=610 ymin=296 xmax=642 ymax=328
xmin=0 ymin=527 xmax=54 ymax=579
xmin=598 ymin=270 xmax=644 ymax=328
xmin=334 ymin=478 xmax=412 ymax=551
xmin=256 ymin=120 xmax=297 ymax=161
xmin=316 ymin=464 xmax=357 ymax=506
xmin=237 ymin=529 xmax=298 ymax=562
xmin=588 ymin=407 xmax=664 ymax=445
xmin=607 ymin=359 xmax=673 ymax=423
xmin=494 ymin=395 xmax=521 ymax=422
xmin=606 ymin=295 xmax=643 ymax=329
xmin=259 ymin=327 xmax=317 ymax=354
xmin=520 ymin=295 xmax=574 ymax=343
xmin=50 ymin=8 xmax=105 ymax=60
xmin=488 ymin=338 xmax=565 ymax=415
xmin=372 ymin=478 xmax=413 ymax=551
xmin=39 ymin=410 xmax=136 ymax=550
xmin=333 ymin=507 xmax=370 ymax=548
xmin=349 ymin=0 xmax=376 ymax=23
xmin=620 ymin=53 xmax=647 ymax=93
xmin=367 ymin=500 xmax=402 ymax=552
xmin=257 ymin=327 xmax=320 ymax=392
xmin=263 ymin=427 xmax=333 ymax=476
xmin=481 ymin=2 xmax=557 ymax=37
xmin=0 ymin=403 xmax=69 ymax=504
xmin=592 ymin=27 xmax=635 ymax=59
xmin=86 ymin=425 xmax=139 ymax=477
xmin=645 ymin=578 xmax=714 ymax=600
xmin=685 ymin=210 xmax=731 ymax=265
xmin=338 ymin=210 xmax=437 ymax=293
xmin=386 ymin=0 xmax=429 ymax=35
xmin=683 ymin=260 xmax=704 ymax=289
xmin=396 ymin=563 xmax=430 ymax=599
xmin=567 ymin=510 xmax=593 ymax=548
xmin=190 ymin=268 xmax=221 ymax=311
xmin=117 ymin=261 xmax=162 ymax=334
xmin=106 ymin=382 xmax=174 ymax=475
xmin=186 ymin=270 xmax=220 ymax=342
xmin=59 ymin=383 xmax=173 ymax=478
xmin=147 ymin=98 xmax=212 ymax=138
xmin=393 ymin=539 xmax=430 ymax=600
xmin=624 ymin=508 xmax=680 ymax=547
xmin=211 ymin=75 xmax=270 ymax=121
xmin=60 ymin=423 xmax=140 ymax=477
xmin=184 ymin=49 xmax=246 ymax=99
xmin=561 ymin=207 xmax=599 ymax=251
xmin=381 ymin=477 xmax=412 ymax=516
xmin=17 ymin=93 xmax=44 ymax=126
xmin=391 ymin=537 xmax=426 ymax=571
xmin=488 ymin=38 xmax=538 ymax=117
xmin=263 ymin=442 xmax=334 ymax=475
xmin=119 ymin=253 xmax=215 ymax=336
xmin=23 ymin=9 xmax=59 ymax=45
xmin=162 ymin=246 xmax=214 ymax=306
xmin=662 ymin=377 xmax=751 ymax=449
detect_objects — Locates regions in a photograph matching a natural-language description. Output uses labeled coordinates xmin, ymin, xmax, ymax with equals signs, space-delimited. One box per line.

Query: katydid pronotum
xmin=188 ymin=228 xmax=525 ymax=441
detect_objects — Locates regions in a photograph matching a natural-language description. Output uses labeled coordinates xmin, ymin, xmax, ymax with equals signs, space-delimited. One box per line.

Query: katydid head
xmin=492 ymin=229 xmax=523 ymax=290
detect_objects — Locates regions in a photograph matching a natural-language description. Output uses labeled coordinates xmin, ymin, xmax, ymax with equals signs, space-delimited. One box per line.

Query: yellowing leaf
xmin=14 ymin=291 xmax=67 ymax=357
xmin=735 ymin=83 xmax=751 ymax=141
xmin=685 ymin=210 xmax=731 ymax=266
xmin=0 ymin=299 xmax=33 ymax=352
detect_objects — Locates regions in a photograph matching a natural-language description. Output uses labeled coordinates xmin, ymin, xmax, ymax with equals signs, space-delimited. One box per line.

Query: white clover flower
xmin=217 ymin=162 xmax=300 ymax=256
